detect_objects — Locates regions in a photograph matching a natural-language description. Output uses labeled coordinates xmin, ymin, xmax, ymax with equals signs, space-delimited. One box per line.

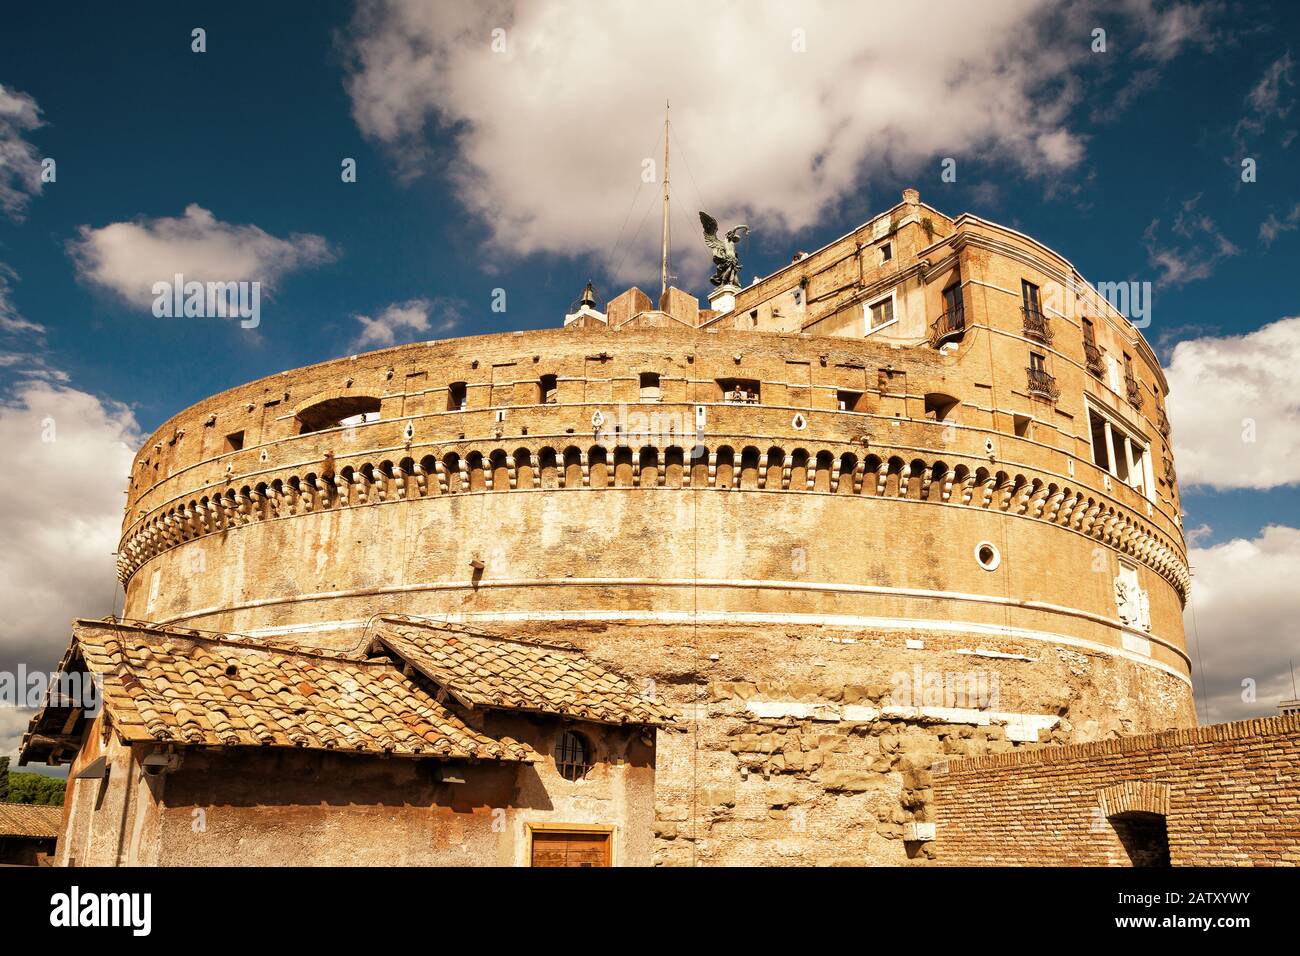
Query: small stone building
xmin=19 ymin=617 xmax=674 ymax=867
xmin=0 ymin=803 xmax=61 ymax=865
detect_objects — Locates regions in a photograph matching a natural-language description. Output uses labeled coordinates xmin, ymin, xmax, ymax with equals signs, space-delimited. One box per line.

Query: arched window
xmin=555 ymin=731 xmax=592 ymax=782
xmin=924 ymin=392 xmax=959 ymax=423
xmin=1110 ymin=812 xmax=1171 ymax=867
xmin=296 ymin=396 xmax=381 ymax=434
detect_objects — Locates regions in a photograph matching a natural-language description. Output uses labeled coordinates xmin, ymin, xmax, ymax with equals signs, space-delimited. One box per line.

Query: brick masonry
xmin=932 ymin=713 xmax=1300 ymax=866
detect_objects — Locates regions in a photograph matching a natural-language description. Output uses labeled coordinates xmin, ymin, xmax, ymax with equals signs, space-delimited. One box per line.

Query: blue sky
xmin=0 ymin=1 xmax=1297 ymax=748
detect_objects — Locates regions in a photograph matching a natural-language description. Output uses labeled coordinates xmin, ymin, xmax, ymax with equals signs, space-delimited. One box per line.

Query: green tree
xmin=4 ymin=771 xmax=65 ymax=806
xmin=0 ymin=756 xmax=8 ymax=801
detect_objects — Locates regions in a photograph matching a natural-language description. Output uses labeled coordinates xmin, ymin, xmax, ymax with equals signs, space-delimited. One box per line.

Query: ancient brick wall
xmin=932 ymin=714 xmax=1300 ymax=866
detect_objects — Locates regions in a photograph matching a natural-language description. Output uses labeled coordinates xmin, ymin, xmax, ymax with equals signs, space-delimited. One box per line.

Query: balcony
xmin=929 ymin=305 xmax=965 ymax=349
xmin=1022 ymin=307 xmax=1053 ymax=344
xmin=1125 ymin=373 xmax=1144 ymax=411
xmin=1084 ymin=341 xmax=1105 ymax=378
xmin=1157 ymin=407 xmax=1170 ymax=438
xmin=1026 ymin=366 xmax=1060 ymax=401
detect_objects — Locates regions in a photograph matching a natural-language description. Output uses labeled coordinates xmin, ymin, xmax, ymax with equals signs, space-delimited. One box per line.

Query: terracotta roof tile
xmin=20 ymin=621 xmax=537 ymax=764
xmin=0 ymin=803 xmax=62 ymax=839
xmin=373 ymin=617 xmax=677 ymax=726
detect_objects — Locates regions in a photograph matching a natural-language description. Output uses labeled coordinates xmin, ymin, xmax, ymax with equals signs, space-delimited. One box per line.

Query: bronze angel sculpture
xmin=699 ymin=211 xmax=749 ymax=287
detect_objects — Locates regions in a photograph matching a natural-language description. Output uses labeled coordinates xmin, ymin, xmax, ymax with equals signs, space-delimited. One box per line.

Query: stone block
xmin=821 ymin=770 xmax=887 ymax=793
xmin=700 ymin=787 xmax=736 ymax=807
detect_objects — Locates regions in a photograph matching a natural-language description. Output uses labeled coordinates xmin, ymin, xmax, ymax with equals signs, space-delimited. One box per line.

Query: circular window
xmin=975 ymin=541 xmax=1001 ymax=572
xmin=556 ymin=731 xmax=592 ymax=782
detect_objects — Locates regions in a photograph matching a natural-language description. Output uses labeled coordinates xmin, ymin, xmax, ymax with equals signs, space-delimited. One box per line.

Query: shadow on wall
xmin=1110 ymin=811 xmax=1171 ymax=867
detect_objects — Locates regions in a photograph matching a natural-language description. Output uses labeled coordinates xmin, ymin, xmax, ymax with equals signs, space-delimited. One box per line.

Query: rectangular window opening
xmin=837 ymin=390 xmax=863 ymax=412
xmin=865 ymin=294 xmax=895 ymax=334
xmin=717 ymin=378 xmax=760 ymax=404
xmin=639 ymin=372 xmax=662 ymax=402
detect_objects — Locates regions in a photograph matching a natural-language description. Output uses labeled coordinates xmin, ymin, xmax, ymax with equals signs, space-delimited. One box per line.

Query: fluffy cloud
xmin=0 ymin=83 xmax=43 ymax=221
xmin=1187 ymin=525 xmax=1300 ymax=722
xmin=349 ymin=297 xmax=464 ymax=350
xmin=1165 ymin=316 xmax=1300 ymax=489
xmin=344 ymin=0 xmax=1207 ymax=281
xmin=69 ymin=204 xmax=335 ymax=309
xmin=0 ymin=380 xmax=142 ymax=762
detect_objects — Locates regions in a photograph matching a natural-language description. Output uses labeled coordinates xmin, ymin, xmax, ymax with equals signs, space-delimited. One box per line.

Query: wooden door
xmin=530 ymin=830 xmax=611 ymax=867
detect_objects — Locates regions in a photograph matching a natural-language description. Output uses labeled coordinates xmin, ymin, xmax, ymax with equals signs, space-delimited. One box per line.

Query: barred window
xmin=556 ymin=731 xmax=592 ymax=782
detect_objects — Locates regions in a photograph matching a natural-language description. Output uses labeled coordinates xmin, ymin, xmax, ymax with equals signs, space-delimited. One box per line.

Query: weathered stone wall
xmin=108 ymin=196 xmax=1191 ymax=865
xmin=931 ymin=714 xmax=1300 ymax=866
xmin=55 ymin=712 xmax=656 ymax=866
xmin=544 ymin=620 xmax=1190 ymax=865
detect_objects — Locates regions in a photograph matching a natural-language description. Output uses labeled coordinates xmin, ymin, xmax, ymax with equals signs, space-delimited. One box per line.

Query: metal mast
xmin=660 ymin=101 xmax=670 ymax=298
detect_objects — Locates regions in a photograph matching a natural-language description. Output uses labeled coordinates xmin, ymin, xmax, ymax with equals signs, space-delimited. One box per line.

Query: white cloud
xmin=349 ymin=297 xmax=463 ymax=350
xmin=1166 ymin=316 xmax=1300 ymax=489
xmin=0 ymin=83 xmax=43 ymax=221
xmin=1244 ymin=51 xmax=1294 ymax=120
xmin=1187 ymin=525 xmax=1300 ymax=722
xmin=69 ymin=204 xmax=335 ymax=309
xmin=1259 ymin=202 xmax=1300 ymax=247
xmin=1142 ymin=194 xmax=1239 ymax=287
xmin=0 ymin=380 xmax=142 ymax=763
xmin=1230 ymin=51 xmax=1295 ymax=159
xmin=0 ymin=262 xmax=44 ymax=336
xmin=344 ymin=0 xmax=1205 ymax=283
xmin=1129 ymin=0 xmax=1221 ymax=63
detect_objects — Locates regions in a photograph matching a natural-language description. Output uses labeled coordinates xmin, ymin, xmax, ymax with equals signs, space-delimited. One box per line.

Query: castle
xmin=27 ymin=189 xmax=1248 ymax=867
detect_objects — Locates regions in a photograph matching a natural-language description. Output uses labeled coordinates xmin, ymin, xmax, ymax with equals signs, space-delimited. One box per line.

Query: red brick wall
xmin=932 ymin=714 xmax=1300 ymax=866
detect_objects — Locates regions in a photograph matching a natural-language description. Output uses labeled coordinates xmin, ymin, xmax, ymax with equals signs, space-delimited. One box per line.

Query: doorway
xmin=529 ymin=828 xmax=612 ymax=867
xmin=1109 ymin=812 xmax=1171 ymax=867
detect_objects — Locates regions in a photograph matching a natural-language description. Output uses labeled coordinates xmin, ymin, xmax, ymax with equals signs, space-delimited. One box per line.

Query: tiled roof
xmin=0 ymin=803 xmax=62 ymax=839
xmin=372 ymin=617 xmax=677 ymax=726
xmin=20 ymin=620 xmax=536 ymax=764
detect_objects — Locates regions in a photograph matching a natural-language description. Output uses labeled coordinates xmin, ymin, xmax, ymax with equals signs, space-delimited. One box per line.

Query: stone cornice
xmin=116 ymin=439 xmax=1191 ymax=604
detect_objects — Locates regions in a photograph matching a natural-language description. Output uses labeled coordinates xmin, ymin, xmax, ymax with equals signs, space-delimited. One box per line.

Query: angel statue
xmin=699 ymin=211 xmax=749 ymax=288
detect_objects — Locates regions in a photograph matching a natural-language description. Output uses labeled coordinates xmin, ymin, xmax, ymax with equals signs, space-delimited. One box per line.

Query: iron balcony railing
xmin=1157 ymin=407 xmax=1170 ymax=438
xmin=1026 ymin=366 xmax=1060 ymax=401
xmin=1083 ymin=340 xmax=1105 ymax=378
xmin=929 ymin=305 xmax=965 ymax=349
xmin=1125 ymin=373 xmax=1144 ymax=410
xmin=1022 ymin=307 xmax=1053 ymax=344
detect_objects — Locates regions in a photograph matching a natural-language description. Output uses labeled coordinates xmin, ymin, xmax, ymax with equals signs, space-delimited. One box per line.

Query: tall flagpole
xmin=660 ymin=100 xmax=670 ymax=299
